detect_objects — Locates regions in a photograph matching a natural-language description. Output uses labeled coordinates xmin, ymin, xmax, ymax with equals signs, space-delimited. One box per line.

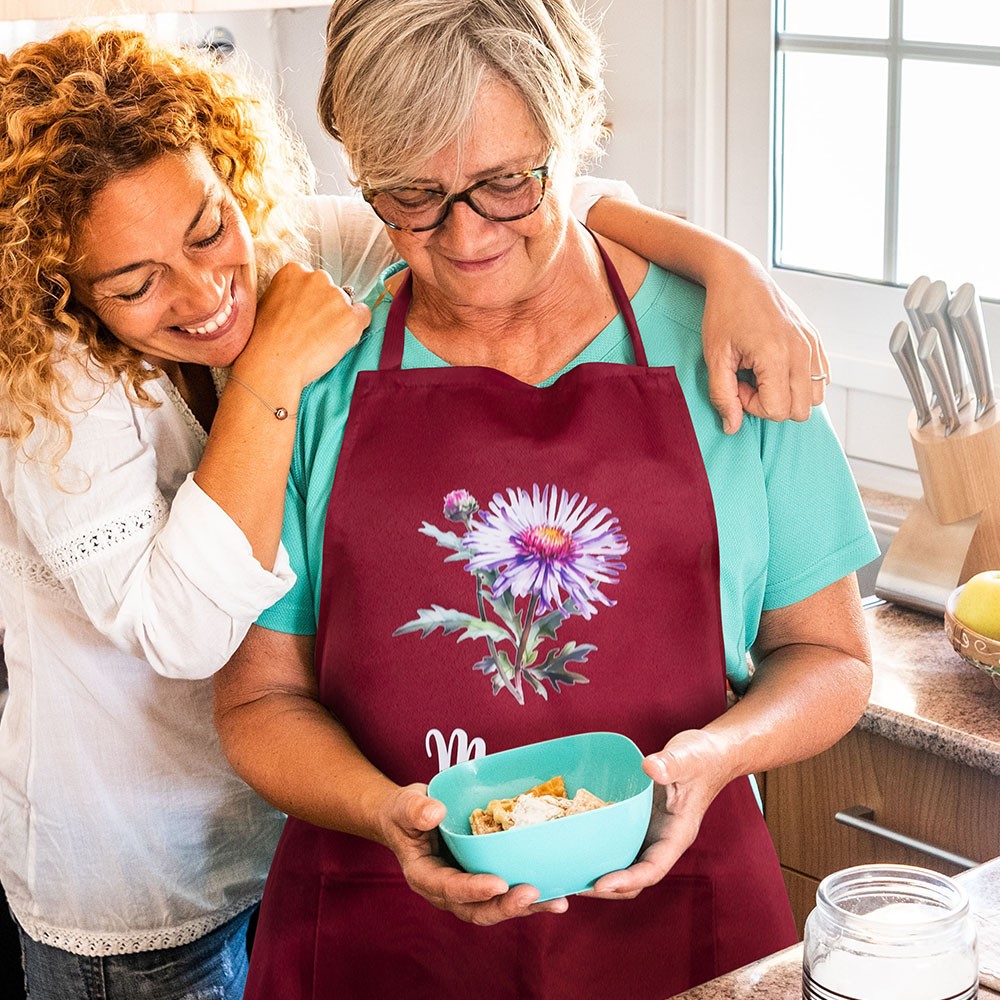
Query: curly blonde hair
xmin=0 ymin=26 xmax=314 ymax=457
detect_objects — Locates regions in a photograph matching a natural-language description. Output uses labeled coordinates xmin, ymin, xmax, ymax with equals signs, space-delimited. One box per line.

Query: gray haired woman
xmin=215 ymin=2 xmax=875 ymax=998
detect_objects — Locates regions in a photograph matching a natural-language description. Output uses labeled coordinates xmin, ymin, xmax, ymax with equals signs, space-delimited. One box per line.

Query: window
xmin=726 ymin=0 xmax=1000 ymax=395
xmin=775 ymin=0 xmax=1000 ymax=297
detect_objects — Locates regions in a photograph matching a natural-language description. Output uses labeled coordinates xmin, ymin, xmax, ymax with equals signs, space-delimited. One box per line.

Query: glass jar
xmin=802 ymin=864 xmax=978 ymax=1000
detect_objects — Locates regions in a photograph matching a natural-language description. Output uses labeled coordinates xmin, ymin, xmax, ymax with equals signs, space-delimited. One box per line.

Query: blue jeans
xmin=17 ymin=906 xmax=254 ymax=1000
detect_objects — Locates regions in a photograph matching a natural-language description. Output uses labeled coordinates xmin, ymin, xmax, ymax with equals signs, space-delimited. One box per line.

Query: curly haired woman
xmin=0 ymin=23 xmax=828 ymax=1000
xmin=0 ymin=28 xmax=371 ymax=1000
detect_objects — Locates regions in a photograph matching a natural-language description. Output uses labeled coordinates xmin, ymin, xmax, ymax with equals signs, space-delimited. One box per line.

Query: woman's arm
xmin=193 ymin=263 xmax=369 ymax=570
xmin=589 ymin=575 xmax=872 ymax=898
xmin=586 ymin=199 xmax=828 ymax=435
xmin=214 ymin=625 xmax=568 ymax=922
xmin=306 ymin=195 xmax=397 ymax=299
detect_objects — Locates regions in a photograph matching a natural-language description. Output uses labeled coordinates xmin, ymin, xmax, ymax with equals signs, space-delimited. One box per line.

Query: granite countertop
xmin=672 ymin=600 xmax=1000 ymax=998
xmin=859 ymin=601 xmax=1000 ymax=775
xmin=672 ymin=851 xmax=1000 ymax=999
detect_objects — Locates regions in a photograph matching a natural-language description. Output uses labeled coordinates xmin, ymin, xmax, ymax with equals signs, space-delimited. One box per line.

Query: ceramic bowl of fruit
xmin=427 ymin=731 xmax=653 ymax=901
xmin=945 ymin=572 xmax=1000 ymax=689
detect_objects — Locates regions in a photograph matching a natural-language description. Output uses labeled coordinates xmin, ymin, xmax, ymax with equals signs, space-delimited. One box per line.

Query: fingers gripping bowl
xmin=427 ymin=732 xmax=654 ymax=901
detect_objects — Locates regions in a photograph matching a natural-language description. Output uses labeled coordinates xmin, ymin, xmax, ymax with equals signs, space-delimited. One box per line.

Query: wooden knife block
xmin=907 ymin=404 xmax=1000 ymax=582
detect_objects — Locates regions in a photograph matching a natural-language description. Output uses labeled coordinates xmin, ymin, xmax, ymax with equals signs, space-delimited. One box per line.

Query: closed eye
xmin=193 ymin=216 xmax=226 ymax=249
xmin=483 ymin=175 xmax=533 ymax=195
xmin=117 ymin=275 xmax=155 ymax=302
xmin=386 ymin=189 xmax=443 ymax=210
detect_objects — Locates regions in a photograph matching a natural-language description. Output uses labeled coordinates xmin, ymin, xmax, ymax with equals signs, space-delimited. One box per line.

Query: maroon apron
xmin=244 ymin=243 xmax=796 ymax=1000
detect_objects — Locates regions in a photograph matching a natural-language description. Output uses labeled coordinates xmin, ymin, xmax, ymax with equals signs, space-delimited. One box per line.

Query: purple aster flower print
xmin=464 ymin=485 xmax=628 ymax=620
xmin=393 ymin=484 xmax=629 ymax=705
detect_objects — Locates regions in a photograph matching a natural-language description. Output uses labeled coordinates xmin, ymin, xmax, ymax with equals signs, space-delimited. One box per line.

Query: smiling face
xmin=69 ymin=147 xmax=258 ymax=369
xmin=381 ymin=76 xmax=573 ymax=315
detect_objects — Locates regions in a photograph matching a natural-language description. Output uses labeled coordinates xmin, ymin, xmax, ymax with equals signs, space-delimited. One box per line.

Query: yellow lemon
xmin=954 ymin=571 xmax=1000 ymax=640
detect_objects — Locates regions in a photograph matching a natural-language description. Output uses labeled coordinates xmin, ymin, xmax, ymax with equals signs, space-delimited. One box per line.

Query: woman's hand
xmin=701 ymin=252 xmax=829 ymax=434
xmin=584 ymin=198 xmax=829 ymax=434
xmin=584 ymin=729 xmax=731 ymax=900
xmin=234 ymin=262 xmax=371 ymax=390
xmin=378 ymin=783 xmax=570 ymax=925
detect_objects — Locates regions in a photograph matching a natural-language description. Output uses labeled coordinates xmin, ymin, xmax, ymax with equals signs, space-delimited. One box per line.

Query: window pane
xmin=776 ymin=52 xmax=887 ymax=280
xmin=781 ymin=1 xmax=889 ymax=38
xmin=897 ymin=60 xmax=1000 ymax=296
xmin=903 ymin=0 xmax=1000 ymax=47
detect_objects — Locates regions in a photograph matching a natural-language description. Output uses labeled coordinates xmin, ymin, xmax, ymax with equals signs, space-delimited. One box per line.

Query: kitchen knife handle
xmin=920 ymin=280 xmax=971 ymax=410
xmin=904 ymin=276 xmax=938 ymax=407
xmin=948 ymin=282 xmax=997 ymax=421
xmin=888 ymin=321 xmax=933 ymax=427
xmin=903 ymin=275 xmax=932 ymax=335
xmin=917 ymin=327 xmax=961 ymax=435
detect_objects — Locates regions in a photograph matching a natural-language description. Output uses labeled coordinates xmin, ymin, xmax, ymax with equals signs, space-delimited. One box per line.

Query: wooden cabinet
xmin=764 ymin=727 xmax=1000 ymax=937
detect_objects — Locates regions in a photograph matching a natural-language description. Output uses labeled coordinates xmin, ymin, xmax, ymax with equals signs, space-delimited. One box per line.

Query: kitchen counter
xmin=672 ymin=847 xmax=1000 ymax=999
xmin=859 ymin=601 xmax=1000 ymax=774
xmin=673 ymin=600 xmax=1000 ymax=998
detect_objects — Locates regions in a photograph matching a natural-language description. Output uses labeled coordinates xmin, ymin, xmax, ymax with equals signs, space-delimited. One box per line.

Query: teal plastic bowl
xmin=427 ymin=731 xmax=653 ymax=901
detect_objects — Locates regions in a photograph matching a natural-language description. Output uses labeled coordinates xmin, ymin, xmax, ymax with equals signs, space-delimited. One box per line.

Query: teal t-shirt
xmin=259 ymin=261 xmax=879 ymax=692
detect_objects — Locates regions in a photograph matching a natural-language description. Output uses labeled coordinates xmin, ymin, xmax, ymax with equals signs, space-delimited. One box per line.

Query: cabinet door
xmin=781 ymin=868 xmax=819 ymax=940
xmin=766 ymin=728 xmax=1000 ymax=887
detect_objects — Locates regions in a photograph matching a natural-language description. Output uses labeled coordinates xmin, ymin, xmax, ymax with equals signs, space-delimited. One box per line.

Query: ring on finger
xmin=810 ymin=371 xmax=830 ymax=383
xmin=342 ymin=284 xmax=356 ymax=304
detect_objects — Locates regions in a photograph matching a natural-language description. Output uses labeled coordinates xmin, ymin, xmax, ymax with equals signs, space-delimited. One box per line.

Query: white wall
xmin=188 ymin=7 xmax=354 ymax=195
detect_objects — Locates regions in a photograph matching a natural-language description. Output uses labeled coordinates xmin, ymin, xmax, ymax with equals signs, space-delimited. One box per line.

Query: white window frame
xmin=721 ymin=0 xmax=1000 ymax=401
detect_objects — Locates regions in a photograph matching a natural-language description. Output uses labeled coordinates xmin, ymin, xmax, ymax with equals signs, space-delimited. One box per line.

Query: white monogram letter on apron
xmin=424 ymin=727 xmax=486 ymax=771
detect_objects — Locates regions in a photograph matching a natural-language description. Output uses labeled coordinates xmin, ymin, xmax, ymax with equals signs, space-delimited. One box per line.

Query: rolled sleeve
xmin=163 ymin=474 xmax=295 ymax=621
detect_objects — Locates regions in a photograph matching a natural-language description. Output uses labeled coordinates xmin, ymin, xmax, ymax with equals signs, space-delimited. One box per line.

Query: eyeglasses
xmin=362 ymin=153 xmax=553 ymax=233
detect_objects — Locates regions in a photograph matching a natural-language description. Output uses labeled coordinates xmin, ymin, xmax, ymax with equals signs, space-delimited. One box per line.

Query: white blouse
xmin=0 ymin=195 xmax=395 ymax=955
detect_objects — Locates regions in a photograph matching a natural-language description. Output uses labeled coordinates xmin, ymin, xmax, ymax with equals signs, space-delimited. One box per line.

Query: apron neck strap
xmin=381 ymin=272 xmax=412 ymax=371
xmin=593 ymin=231 xmax=648 ymax=367
xmin=379 ymin=227 xmax=647 ymax=371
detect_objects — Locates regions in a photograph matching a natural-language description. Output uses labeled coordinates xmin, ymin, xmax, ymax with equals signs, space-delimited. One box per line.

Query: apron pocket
xmin=313 ymin=874 xmax=520 ymax=1000
xmin=312 ymin=872 xmax=717 ymax=1000
xmin=529 ymin=875 xmax=717 ymax=999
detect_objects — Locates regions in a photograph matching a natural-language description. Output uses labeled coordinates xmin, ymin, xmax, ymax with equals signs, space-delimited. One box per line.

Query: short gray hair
xmin=318 ymin=0 xmax=607 ymax=189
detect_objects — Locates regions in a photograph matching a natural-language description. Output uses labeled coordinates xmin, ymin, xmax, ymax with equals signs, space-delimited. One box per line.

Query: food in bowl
xmin=469 ymin=774 xmax=610 ymax=835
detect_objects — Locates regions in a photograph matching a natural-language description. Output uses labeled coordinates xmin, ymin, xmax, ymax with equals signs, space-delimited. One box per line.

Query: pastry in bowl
xmin=469 ymin=775 xmax=610 ymax=835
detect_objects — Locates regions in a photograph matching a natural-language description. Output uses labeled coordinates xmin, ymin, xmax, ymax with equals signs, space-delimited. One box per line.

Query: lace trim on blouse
xmin=159 ymin=376 xmax=209 ymax=447
xmin=38 ymin=494 xmax=170 ymax=578
xmin=10 ymin=893 xmax=260 ymax=957
xmin=0 ymin=545 xmax=64 ymax=595
xmin=210 ymin=366 xmax=230 ymax=398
